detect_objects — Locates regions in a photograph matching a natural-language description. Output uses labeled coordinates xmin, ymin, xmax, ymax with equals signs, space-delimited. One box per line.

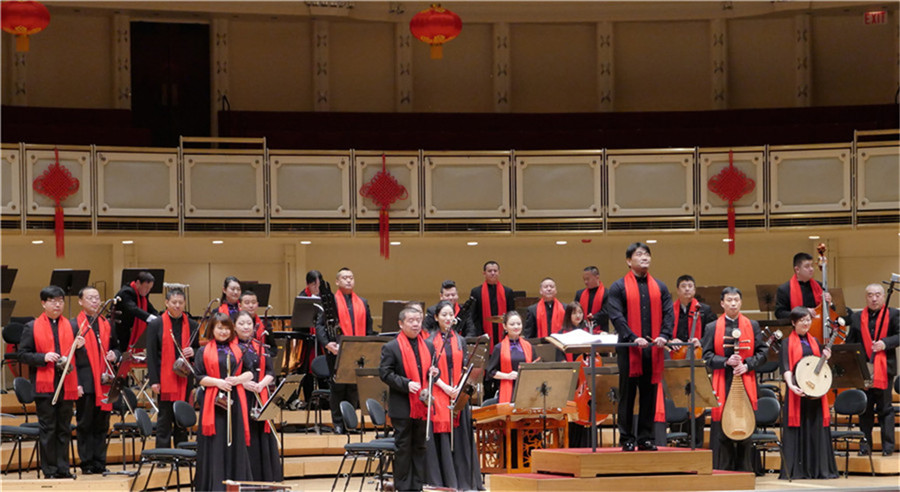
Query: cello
xmin=573 ymin=350 xmax=608 ymax=426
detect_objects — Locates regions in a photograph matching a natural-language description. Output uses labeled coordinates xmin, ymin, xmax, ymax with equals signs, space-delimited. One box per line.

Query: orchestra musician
xmin=485 ymin=311 xmax=534 ymax=404
xmin=114 ymin=270 xmax=158 ymax=353
xmin=238 ymin=290 xmax=275 ymax=356
xmin=702 ymin=287 xmax=767 ymax=471
xmin=194 ymin=313 xmax=253 ymax=491
xmin=606 ymin=242 xmax=673 ymax=452
xmin=18 ymin=286 xmax=84 ymax=478
xmin=846 ymin=283 xmax=898 ymax=456
xmin=467 ymin=261 xmax=515 ymax=349
xmin=780 ymin=307 xmax=837 ymax=479
xmin=379 ymin=306 xmax=434 ymax=492
xmin=300 ymin=270 xmax=323 ymax=298
xmin=574 ymin=266 xmax=609 ymax=333
xmin=315 ymin=267 xmax=374 ymax=435
xmin=555 ymin=302 xmax=586 ymax=362
xmin=146 ymin=287 xmax=200 ymax=448
xmin=524 ymin=277 xmax=565 ymax=339
xmin=774 ymin=252 xmax=833 ymax=322
xmin=219 ymin=276 xmax=242 ymax=319
xmin=424 ymin=301 xmax=482 ymax=491
xmin=235 ymin=310 xmax=283 ymax=482
xmin=72 ymin=286 xmax=120 ymax=475
xmin=423 ymin=280 xmax=462 ymax=334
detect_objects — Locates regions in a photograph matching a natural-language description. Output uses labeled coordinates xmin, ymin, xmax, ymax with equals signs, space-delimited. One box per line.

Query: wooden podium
xmin=472 ymin=403 xmax=575 ymax=474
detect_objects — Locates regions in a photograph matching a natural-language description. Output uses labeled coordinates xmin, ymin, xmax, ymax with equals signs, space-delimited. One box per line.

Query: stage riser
xmin=490 ymin=471 xmax=755 ymax=492
xmin=530 ymin=447 xmax=713 ymax=478
xmin=762 ymin=453 xmax=900 ymax=475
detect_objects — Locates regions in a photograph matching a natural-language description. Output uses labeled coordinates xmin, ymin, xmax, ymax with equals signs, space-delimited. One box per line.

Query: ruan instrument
xmin=793 ymin=321 xmax=847 ymax=398
xmin=721 ymin=329 xmax=756 ymax=441
xmin=52 ymin=296 xmax=117 ymax=405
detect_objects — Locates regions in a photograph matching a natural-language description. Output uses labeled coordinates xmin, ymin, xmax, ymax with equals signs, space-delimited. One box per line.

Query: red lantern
xmin=409 ymin=4 xmax=462 ymax=60
xmin=1 ymin=0 xmax=50 ymax=52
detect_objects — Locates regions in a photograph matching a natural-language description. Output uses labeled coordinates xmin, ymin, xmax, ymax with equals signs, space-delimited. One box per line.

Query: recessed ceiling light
xmin=467 ymin=241 xmax=478 ymax=246
xmin=31 ymin=240 xmax=44 ymax=245
xmin=646 ymin=239 xmax=658 ymax=244
xmin=122 ymin=240 xmax=134 ymax=245
xmin=300 ymin=240 xmax=312 ymax=245
xmin=390 ymin=241 xmax=401 ymax=246
xmin=722 ymin=238 xmax=733 ymax=243
xmin=808 ymin=235 xmax=820 ymax=240
xmin=212 ymin=240 xmax=224 ymax=245
xmin=556 ymin=240 xmax=567 ymax=245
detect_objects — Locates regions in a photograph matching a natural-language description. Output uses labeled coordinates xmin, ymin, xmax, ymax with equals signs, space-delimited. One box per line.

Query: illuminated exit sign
xmin=865 ymin=10 xmax=887 ymax=25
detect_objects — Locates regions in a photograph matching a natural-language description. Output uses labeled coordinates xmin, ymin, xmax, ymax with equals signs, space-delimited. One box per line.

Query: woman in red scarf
xmin=779 ymin=307 xmax=837 ymax=480
xmin=235 ymin=311 xmax=283 ymax=482
xmin=424 ymin=301 xmax=482 ymax=491
xmin=486 ymin=311 xmax=533 ymax=404
xmin=218 ymin=276 xmax=242 ymax=319
xmin=194 ymin=313 xmax=254 ymax=491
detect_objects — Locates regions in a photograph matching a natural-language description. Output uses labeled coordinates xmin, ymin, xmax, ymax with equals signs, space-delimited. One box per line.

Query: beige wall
xmin=3 ymin=227 xmax=897 ymax=327
xmin=727 ymin=16 xmax=796 ymax=109
xmin=413 ymin=23 xmax=493 ymax=113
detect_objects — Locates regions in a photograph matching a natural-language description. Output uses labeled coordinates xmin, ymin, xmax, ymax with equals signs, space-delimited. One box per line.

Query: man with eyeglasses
xmin=19 ymin=286 xmax=86 ymax=478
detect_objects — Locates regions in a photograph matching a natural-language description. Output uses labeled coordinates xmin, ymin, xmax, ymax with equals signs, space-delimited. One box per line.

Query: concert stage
xmin=491 ymin=447 xmax=755 ymax=492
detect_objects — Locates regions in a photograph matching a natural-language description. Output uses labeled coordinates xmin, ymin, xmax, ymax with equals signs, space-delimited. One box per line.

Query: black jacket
xmin=114 ymin=283 xmax=158 ymax=352
xmin=379 ymin=335 xmax=434 ymax=420
xmin=846 ymin=307 xmax=900 ymax=378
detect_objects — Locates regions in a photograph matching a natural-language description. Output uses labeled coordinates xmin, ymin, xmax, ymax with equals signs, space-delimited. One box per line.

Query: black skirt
xmin=195 ymin=388 xmax=253 ymax=491
xmin=779 ymin=396 xmax=838 ymax=480
xmin=248 ymin=418 xmax=283 ymax=482
xmin=424 ymin=406 xmax=483 ymax=491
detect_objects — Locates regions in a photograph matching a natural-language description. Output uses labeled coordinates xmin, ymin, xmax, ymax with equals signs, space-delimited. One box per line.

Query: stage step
xmin=490 ymin=470 xmax=755 ymax=491
xmin=530 ymin=447 xmax=712 ymax=477
xmin=762 ymin=451 xmax=900 ymax=475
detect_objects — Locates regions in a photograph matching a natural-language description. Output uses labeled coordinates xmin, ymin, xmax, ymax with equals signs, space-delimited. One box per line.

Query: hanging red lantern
xmin=1 ymin=0 xmax=50 ymax=52
xmin=409 ymin=4 xmax=462 ymax=60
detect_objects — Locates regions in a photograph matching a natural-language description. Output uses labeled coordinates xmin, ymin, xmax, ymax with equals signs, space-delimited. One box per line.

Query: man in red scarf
xmin=468 ymin=261 xmax=515 ymax=345
xmin=146 ymin=288 xmax=199 ymax=449
xmin=114 ymin=271 xmax=158 ymax=353
xmin=574 ymin=266 xmax=609 ymax=333
xmin=701 ymin=287 xmax=768 ymax=471
xmin=606 ymin=243 xmax=673 ymax=451
xmin=846 ymin=283 xmax=898 ymax=456
xmin=524 ymin=277 xmax=565 ymax=339
xmin=671 ymin=275 xmax=717 ymax=351
xmin=379 ymin=306 xmax=434 ymax=492
xmin=774 ymin=252 xmax=832 ymax=320
xmin=315 ymin=267 xmax=373 ymax=434
xmin=423 ymin=280 xmax=464 ymax=334
xmin=72 ymin=286 xmax=120 ymax=474
xmin=300 ymin=269 xmax=323 ymax=298
xmin=19 ymin=286 xmax=85 ymax=478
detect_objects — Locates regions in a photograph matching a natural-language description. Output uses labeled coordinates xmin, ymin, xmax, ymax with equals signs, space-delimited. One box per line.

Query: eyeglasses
xmin=44 ymin=298 xmax=65 ymax=305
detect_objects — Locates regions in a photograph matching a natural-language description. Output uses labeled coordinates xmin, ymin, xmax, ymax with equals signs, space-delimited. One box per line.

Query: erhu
xmin=52 ymin=296 xmax=117 ymax=405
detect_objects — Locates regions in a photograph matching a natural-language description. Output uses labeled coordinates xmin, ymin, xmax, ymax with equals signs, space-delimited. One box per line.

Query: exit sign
xmin=865 ymin=10 xmax=887 ymax=25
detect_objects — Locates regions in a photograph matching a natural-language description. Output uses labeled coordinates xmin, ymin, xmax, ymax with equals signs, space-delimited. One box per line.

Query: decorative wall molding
xmin=597 ymin=21 xmax=614 ymax=112
xmin=313 ymin=20 xmax=330 ymax=112
xmin=112 ymin=14 xmax=131 ymax=110
xmin=395 ymin=22 xmax=413 ymax=112
xmin=710 ymin=18 xmax=727 ymax=110
xmin=794 ymin=14 xmax=811 ymax=107
xmin=493 ymin=22 xmax=511 ymax=113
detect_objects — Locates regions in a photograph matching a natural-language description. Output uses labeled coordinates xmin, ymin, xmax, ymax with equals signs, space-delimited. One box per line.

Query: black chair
xmin=1 ymin=423 xmax=40 ymax=478
xmin=749 ymin=396 xmax=785 ymax=479
xmin=130 ymin=408 xmax=196 ymax=492
xmin=481 ymin=397 xmax=499 ymax=407
xmin=173 ymin=400 xmax=197 ymax=452
xmin=305 ymin=355 xmax=332 ymax=434
xmin=757 ymin=387 xmax=778 ymax=401
xmin=332 ymin=401 xmax=396 ymax=492
xmin=1 ymin=323 xmax=25 ymax=391
xmin=13 ymin=376 xmax=76 ymax=466
xmin=831 ymin=389 xmax=874 ymax=478
xmin=107 ymin=387 xmax=141 ymax=470
xmin=365 ymin=398 xmax=391 ymax=439
xmin=663 ymin=399 xmax=691 ymax=447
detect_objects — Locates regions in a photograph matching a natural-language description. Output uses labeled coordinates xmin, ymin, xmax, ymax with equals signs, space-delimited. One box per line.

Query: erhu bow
xmin=173 ymin=298 xmax=219 ymax=378
xmin=52 ymin=296 xmax=117 ymax=405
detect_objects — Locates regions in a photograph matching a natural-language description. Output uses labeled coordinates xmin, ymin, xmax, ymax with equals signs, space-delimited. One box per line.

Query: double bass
xmin=811 ymin=243 xmax=840 ymax=344
xmin=573 ymin=351 xmax=609 ymax=426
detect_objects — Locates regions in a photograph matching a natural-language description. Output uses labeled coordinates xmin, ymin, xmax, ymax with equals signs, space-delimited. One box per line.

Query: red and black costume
xmin=114 ymin=280 xmax=158 ymax=353
xmin=524 ymin=298 xmax=565 ymax=339
xmin=146 ymin=311 xmax=199 ymax=449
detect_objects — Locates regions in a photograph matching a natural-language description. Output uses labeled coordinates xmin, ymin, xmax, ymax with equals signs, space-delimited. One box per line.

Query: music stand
xmin=514 ymin=296 xmax=538 ymax=311
xmin=663 ymin=360 xmax=718 ymax=409
xmin=829 ymin=287 xmax=847 ymax=315
xmin=356 ymin=368 xmax=390 ymax=419
xmin=242 ymin=282 xmax=272 ymax=307
xmin=526 ymin=338 xmax=559 ymax=363
xmin=1 ymin=266 xmax=17 ymax=294
xmin=120 ymin=269 xmax=166 ymax=293
xmin=381 ymin=301 xmax=424 ymax=332
xmin=695 ymin=286 xmax=726 ymax=315
xmin=257 ymin=374 xmax=302 ymax=471
xmin=1 ymin=300 xmax=15 ymax=326
xmin=829 ymin=344 xmax=872 ymax=388
xmin=333 ymin=336 xmax=391 ymax=384
xmin=49 ymin=269 xmax=90 ymax=297
xmin=755 ymin=284 xmax=780 ymax=319
xmin=291 ymin=297 xmax=321 ymax=330
xmin=512 ymin=361 xmax=579 ymax=409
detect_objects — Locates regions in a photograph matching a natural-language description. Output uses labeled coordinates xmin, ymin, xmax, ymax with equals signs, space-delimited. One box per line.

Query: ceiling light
xmin=808 ymin=235 xmax=820 ymax=240
xmin=122 ymin=240 xmax=134 ymax=245
xmin=300 ymin=240 xmax=312 ymax=245
xmin=467 ymin=241 xmax=478 ymax=246
xmin=555 ymin=240 xmax=567 ymax=245
xmin=646 ymin=239 xmax=657 ymax=244
xmin=390 ymin=241 xmax=401 ymax=246
xmin=722 ymin=238 xmax=733 ymax=243
xmin=31 ymin=240 xmax=44 ymax=245
xmin=212 ymin=240 xmax=224 ymax=245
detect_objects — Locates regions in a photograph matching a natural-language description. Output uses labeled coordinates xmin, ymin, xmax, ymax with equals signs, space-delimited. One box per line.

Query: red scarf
xmin=787 ymin=331 xmax=830 ymax=427
xmin=78 ymin=312 xmax=113 ymax=411
xmin=302 ymin=287 xmax=313 ymax=297
xmin=397 ymin=333 xmax=429 ymax=420
xmin=218 ymin=302 xmax=238 ymax=318
xmin=335 ymin=291 xmax=366 ymax=337
xmin=498 ymin=337 xmax=533 ymax=404
xmin=480 ymin=282 xmax=508 ymax=352
xmin=253 ymin=315 xmax=266 ymax=343
xmin=623 ymin=271 xmax=664 ymax=383
xmin=579 ymin=284 xmax=605 ymax=332
xmin=789 ymin=274 xmax=823 ymax=309
xmin=861 ymin=307 xmax=891 ymax=390
xmin=33 ymin=314 xmax=78 ymax=400
xmin=432 ymin=331 xmax=464 ymax=433
xmin=251 ymin=339 xmax=272 ymax=433
xmin=711 ymin=315 xmax=757 ymax=422
xmin=201 ymin=340 xmax=251 ymax=446
xmin=160 ymin=313 xmax=190 ymax=401
xmin=127 ymin=281 xmax=149 ymax=349
xmin=536 ymin=299 xmax=565 ymax=338
xmin=453 ymin=303 xmax=460 ymax=316
xmin=674 ymin=298 xmax=700 ymax=340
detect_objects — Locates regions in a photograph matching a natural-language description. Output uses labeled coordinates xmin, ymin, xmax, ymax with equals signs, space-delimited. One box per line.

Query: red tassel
xmin=54 ymin=204 xmax=65 ymax=257
xmin=727 ymin=204 xmax=736 ymax=255
xmin=380 ymin=209 xmax=390 ymax=259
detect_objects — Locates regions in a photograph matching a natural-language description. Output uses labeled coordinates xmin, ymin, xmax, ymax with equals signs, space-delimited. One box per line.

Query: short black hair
xmin=136 ymin=271 xmax=155 ymax=284
xmin=676 ymin=275 xmax=695 ymax=288
xmin=583 ymin=266 xmax=599 ymax=276
xmin=792 ymin=252 xmax=813 ymax=269
xmin=337 ymin=267 xmax=352 ymax=278
xmin=40 ymin=285 xmax=66 ymax=301
xmin=305 ymin=270 xmax=323 ymax=285
xmin=625 ymin=242 xmax=651 ymax=259
xmin=483 ymin=261 xmax=499 ymax=271
xmin=166 ymin=287 xmax=186 ymax=301
xmin=78 ymin=286 xmax=99 ymax=298
xmin=720 ymin=286 xmax=742 ymax=300
xmin=789 ymin=306 xmax=812 ymax=324
xmin=440 ymin=280 xmax=456 ymax=292
xmin=239 ymin=290 xmax=257 ymax=301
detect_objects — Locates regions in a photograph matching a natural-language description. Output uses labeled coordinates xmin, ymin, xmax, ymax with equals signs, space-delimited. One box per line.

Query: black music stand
xmin=242 ymin=282 xmax=272 ymax=307
xmin=829 ymin=344 xmax=872 ymax=388
xmin=1 ymin=300 xmax=15 ymax=326
xmin=458 ymin=336 xmax=490 ymax=406
xmin=49 ymin=269 xmax=90 ymax=296
xmin=513 ymin=361 xmax=580 ymax=449
xmin=356 ymin=368 xmax=389 ymax=425
xmin=1 ymin=266 xmax=17 ymax=294
xmin=291 ymin=296 xmax=321 ymax=331
xmin=662 ymin=359 xmax=718 ymax=450
xmin=695 ymin=286 xmax=726 ymax=315
xmin=120 ymin=268 xmax=166 ymax=293
xmin=381 ymin=300 xmax=425 ymax=332
xmin=526 ymin=337 xmax=559 ymax=363
xmin=258 ymin=374 xmax=302 ymax=471
xmin=755 ymin=284 xmax=779 ymax=319
xmin=333 ymin=336 xmax=391 ymax=385
xmin=588 ymin=366 xmax=620 ymax=447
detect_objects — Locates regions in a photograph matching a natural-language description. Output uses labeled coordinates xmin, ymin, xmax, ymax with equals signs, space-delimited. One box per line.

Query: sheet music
xmin=548 ymin=329 xmax=617 ymax=347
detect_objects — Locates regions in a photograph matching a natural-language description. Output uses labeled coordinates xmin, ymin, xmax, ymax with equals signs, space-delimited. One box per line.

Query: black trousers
xmin=861 ymin=386 xmax=895 ymax=452
xmin=329 ymin=382 xmax=358 ymax=428
xmin=75 ymin=394 xmax=110 ymax=471
xmin=155 ymin=400 xmax=187 ymax=449
xmin=617 ymin=370 xmax=657 ymax=445
xmin=393 ymin=417 xmax=427 ymax=492
xmin=710 ymin=421 xmax=755 ymax=472
xmin=35 ymin=396 xmax=74 ymax=476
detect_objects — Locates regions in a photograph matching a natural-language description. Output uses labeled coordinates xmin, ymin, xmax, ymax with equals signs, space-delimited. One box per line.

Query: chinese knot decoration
xmin=33 ymin=148 xmax=79 ymax=257
xmin=1 ymin=0 xmax=51 ymax=52
xmin=359 ymin=155 xmax=407 ymax=259
xmin=708 ymin=150 xmax=755 ymax=255
xmin=409 ymin=4 xmax=462 ymax=59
